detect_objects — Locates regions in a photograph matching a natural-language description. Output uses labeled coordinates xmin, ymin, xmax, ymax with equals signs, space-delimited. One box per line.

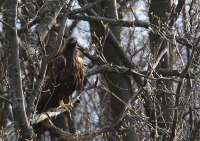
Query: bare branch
xmin=0 ymin=124 xmax=15 ymax=141
xmin=68 ymin=15 xmax=149 ymax=28
xmin=41 ymin=88 xmax=143 ymax=140
xmin=85 ymin=64 xmax=179 ymax=82
xmin=0 ymin=20 xmax=14 ymax=30
xmin=1 ymin=86 xmax=142 ymax=140
xmin=17 ymin=17 xmax=40 ymax=35
xmin=67 ymin=0 xmax=104 ymax=16
xmin=31 ymin=108 xmax=67 ymax=125
xmin=0 ymin=96 xmax=12 ymax=104
xmin=34 ymin=0 xmax=66 ymax=41
xmin=77 ymin=44 xmax=99 ymax=64
xmin=170 ymin=40 xmax=196 ymax=141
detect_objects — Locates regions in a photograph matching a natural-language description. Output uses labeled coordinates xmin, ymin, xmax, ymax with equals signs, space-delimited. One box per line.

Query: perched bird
xmin=34 ymin=37 xmax=84 ymax=133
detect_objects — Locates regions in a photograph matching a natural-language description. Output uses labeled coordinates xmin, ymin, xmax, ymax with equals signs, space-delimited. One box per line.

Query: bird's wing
xmin=54 ymin=56 xmax=84 ymax=105
xmin=43 ymin=55 xmax=66 ymax=89
xmin=37 ymin=55 xmax=66 ymax=113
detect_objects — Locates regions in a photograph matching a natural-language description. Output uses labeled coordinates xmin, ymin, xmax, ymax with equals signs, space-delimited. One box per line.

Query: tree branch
xmin=84 ymin=64 xmax=194 ymax=82
xmin=0 ymin=96 xmax=12 ymax=104
xmin=40 ymin=88 xmax=143 ymax=140
xmin=0 ymin=124 xmax=15 ymax=141
xmin=82 ymin=7 xmax=145 ymax=87
xmin=169 ymin=0 xmax=186 ymax=27
xmin=34 ymin=0 xmax=66 ymax=41
xmin=68 ymin=15 xmax=149 ymax=28
xmin=1 ymin=85 xmax=142 ymax=141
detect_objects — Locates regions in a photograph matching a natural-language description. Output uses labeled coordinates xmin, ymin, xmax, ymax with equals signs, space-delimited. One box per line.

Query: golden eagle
xmin=34 ymin=37 xmax=84 ymax=133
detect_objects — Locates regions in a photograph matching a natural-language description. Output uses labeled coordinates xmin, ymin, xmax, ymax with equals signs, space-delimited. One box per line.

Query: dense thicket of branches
xmin=0 ymin=0 xmax=200 ymax=140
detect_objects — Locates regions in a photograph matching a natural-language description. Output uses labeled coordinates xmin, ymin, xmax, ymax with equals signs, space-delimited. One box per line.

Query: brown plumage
xmin=34 ymin=37 xmax=84 ymax=133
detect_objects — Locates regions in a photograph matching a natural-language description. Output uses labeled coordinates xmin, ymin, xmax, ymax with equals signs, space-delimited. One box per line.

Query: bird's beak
xmin=70 ymin=39 xmax=77 ymax=44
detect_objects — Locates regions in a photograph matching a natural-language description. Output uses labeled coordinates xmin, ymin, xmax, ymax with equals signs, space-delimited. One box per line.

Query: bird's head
xmin=66 ymin=37 xmax=77 ymax=47
xmin=56 ymin=37 xmax=78 ymax=57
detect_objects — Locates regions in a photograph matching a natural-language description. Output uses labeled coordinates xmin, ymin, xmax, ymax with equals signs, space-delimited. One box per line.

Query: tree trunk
xmin=149 ymin=0 xmax=174 ymax=140
xmin=84 ymin=0 xmax=139 ymax=140
xmin=3 ymin=0 xmax=33 ymax=140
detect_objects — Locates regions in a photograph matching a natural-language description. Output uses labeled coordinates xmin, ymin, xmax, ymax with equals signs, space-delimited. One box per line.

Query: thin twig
xmin=0 ymin=19 xmax=14 ymax=31
xmin=0 ymin=96 xmax=12 ymax=104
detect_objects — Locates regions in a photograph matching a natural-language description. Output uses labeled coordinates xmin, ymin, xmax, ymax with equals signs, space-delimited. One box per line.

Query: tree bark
xmin=103 ymin=1 xmax=138 ymax=141
xmin=3 ymin=0 xmax=33 ymax=140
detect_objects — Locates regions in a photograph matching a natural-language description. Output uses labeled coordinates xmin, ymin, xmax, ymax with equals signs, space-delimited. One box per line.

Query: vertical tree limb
xmin=3 ymin=0 xmax=32 ymax=140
